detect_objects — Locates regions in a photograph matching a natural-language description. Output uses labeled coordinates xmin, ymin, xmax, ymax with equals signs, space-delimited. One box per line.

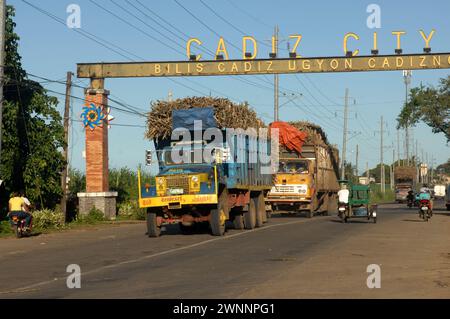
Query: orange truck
xmin=266 ymin=122 xmax=340 ymax=218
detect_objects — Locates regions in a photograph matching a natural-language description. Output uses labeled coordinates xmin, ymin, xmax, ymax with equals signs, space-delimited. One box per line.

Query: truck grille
xmin=165 ymin=175 xmax=190 ymax=193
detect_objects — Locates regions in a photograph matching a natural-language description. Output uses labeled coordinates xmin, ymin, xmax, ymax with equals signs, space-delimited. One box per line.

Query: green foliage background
xmin=0 ymin=6 xmax=64 ymax=218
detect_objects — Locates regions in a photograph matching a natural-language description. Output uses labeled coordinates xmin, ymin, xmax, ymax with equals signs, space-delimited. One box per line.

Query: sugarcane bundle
xmin=145 ymin=96 xmax=265 ymax=140
xmin=288 ymin=121 xmax=330 ymax=146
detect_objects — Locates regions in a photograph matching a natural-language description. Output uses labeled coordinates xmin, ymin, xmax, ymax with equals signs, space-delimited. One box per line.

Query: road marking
xmin=0 ymin=217 xmax=318 ymax=295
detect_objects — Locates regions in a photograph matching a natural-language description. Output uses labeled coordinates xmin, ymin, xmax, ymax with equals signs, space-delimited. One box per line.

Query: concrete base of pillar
xmin=77 ymin=192 xmax=118 ymax=220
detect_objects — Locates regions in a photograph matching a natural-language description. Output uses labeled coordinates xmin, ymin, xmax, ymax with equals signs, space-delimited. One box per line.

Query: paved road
xmin=0 ymin=202 xmax=449 ymax=298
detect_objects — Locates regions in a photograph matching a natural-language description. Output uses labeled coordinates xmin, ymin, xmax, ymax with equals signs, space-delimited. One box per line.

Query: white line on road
xmin=0 ymin=217 xmax=317 ymax=295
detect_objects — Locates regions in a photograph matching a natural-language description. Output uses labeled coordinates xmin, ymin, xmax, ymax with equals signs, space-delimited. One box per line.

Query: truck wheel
xmin=447 ymin=205 xmax=450 ymax=211
xmin=210 ymin=208 xmax=226 ymax=236
xmin=233 ymin=214 xmax=244 ymax=229
xmin=306 ymin=210 xmax=313 ymax=218
xmin=210 ymin=189 xmax=229 ymax=236
xmin=147 ymin=212 xmax=161 ymax=237
xmin=244 ymin=199 xmax=256 ymax=229
xmin=255 ymin=193 xmax=265 ymax=227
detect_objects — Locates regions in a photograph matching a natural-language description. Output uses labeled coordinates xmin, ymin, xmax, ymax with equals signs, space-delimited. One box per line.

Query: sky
xmin=8 ymin=0 xmax=450 ymax=175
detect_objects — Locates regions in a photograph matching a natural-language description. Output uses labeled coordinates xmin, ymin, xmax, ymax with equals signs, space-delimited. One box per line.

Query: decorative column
xmin=77 ymin=78 xmax=117 ymax=219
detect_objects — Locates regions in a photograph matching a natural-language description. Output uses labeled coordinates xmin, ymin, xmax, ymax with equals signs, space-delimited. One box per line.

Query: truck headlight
xmin=157 ymin=178 xmax=165 ymax=185
xmin=191 ymin=175 xmax=199 ymax=183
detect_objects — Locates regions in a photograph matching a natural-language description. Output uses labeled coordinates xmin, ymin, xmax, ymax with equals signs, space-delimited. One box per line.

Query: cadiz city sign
xmin=78 ymin=30 xmax=450 ymax=78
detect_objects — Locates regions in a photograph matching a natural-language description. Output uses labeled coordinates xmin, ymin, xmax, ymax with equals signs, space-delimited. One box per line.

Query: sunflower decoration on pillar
xmin=81 ymin=103 xmax=114 ymax=130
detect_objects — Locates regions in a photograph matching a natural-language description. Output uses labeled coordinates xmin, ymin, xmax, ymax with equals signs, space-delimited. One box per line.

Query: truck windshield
xmin=278 ymin=161 xmax=309 ymax=174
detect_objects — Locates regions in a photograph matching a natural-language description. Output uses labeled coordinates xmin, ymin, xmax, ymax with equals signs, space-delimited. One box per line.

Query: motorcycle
xmin=10 ymin=214 xmax=32 ymax=238
xmin=338 ymin=202 xmax=349 ymax=223
xmin=407 ymin=198 xmax=414 ymax=208
xmin=418 ymin=199 xmax=432 ymax=222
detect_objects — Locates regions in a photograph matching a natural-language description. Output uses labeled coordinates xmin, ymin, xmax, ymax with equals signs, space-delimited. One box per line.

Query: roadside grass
xmin=0 ymin=204 xmax=146 ymax=238
xmin=370 ymin=184 xmax=395 ymax=205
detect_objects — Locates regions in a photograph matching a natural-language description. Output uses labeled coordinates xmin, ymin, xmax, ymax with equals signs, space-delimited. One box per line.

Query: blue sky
xmin=9 ymin=0 xmax=450 ymax=174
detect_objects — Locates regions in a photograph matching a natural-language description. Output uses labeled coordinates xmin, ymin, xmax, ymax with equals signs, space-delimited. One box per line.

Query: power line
xmin=89 ymin=0 xmax=185 ymax=56
xmin=21 ymin=0 xmax=143 ymax=61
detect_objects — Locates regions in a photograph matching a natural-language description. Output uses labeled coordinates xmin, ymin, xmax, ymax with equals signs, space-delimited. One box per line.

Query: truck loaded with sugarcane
xmin=266 ymin=121 xmax=340 ymax=218
xmin=138 ymin=97 xmax=273 ymax=237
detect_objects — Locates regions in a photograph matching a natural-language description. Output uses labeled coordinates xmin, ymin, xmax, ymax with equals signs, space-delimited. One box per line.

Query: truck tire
xmin=147 ymin=212 xmax=161 ymax=237
xmin=210 ymin=189 xmax=229 ymax=236
xmin=233 ymin=214 xmax=244 ymax=229
xmin=447 ymin=205 xmax=450 ymax=211
xmin=210 ymin=208 xmax=226 ymax=236
xmin=244 ymin=199 xmax=256 ymax=229
xmin=255 ymin=193 xmax=265 ymax=227
xmin=306 ymin=210 xmax=313 ymax=218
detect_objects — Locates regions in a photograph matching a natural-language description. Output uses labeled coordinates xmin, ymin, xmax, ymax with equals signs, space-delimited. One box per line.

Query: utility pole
xmin=403 ymin=70 xmax=412 ymax=165
xmin=273 ymin=25 xmax=279 ymax=122
xmin=380 ymin=116 xmax=385 ymax=194
xmin=366 ymin=162 xmax=369 ymax=183
xmin=426 ymin=152 xmax=429 ymax=184
xmin=0 ymin=0 xmax=6 ymax=166
xmin=61 ymin=71 xmax=73 ymax=222
xmin=341 ymin=88 xmax=349 ymax=180
xmin=355 ymin=144 xmax=359 ymax=180
xmin=391 ymin=148 xmax=395 ymax=190
xmin=397 ymin=129 xmax=400 ymax=166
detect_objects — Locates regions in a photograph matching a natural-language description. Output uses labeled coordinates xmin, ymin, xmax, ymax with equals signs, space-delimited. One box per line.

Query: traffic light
xmin=145 ymin=150 xmax=152 ymax=166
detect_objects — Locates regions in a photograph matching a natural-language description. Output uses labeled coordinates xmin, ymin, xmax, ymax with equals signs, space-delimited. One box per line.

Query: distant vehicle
xmin=394 ymin=166 xmax=416 ymax=203
xmin=433 ymin=185 xmax=446 ymax=199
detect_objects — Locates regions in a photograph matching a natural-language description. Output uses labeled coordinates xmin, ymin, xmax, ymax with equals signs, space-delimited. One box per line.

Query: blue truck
xmin=138 ymin=107 xmax=273 ymax=237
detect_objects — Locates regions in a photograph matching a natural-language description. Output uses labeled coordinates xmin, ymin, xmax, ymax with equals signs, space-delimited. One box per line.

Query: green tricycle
xmin=337 ymin=180 xmax=377 ymax=223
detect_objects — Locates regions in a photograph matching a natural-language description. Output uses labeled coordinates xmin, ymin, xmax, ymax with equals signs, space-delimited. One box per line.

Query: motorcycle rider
xmin=8 ymin=191 xmax=32 ymax=231
xmin=338 ymin=183 xmax=350 ymax=205
xmin=406 ymin=189 xmax=414 ymax=206
xmin=418 ymin=184 xmax=433 ymax=214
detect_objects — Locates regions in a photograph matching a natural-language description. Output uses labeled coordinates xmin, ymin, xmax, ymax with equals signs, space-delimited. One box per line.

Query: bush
xmin=32 ymin=209 xmax=66 ymax=230
xmin=118 ymin=200 xmax=146 ymax=220
xmin=77 ymin=207 xmax=105 ymax=224
xmin=0 ymin=220 xmax=13 ymax=235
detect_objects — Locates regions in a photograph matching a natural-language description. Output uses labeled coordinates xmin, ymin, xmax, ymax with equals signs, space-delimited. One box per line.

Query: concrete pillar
xmin=77 ymin=79 xmax=117 ymax=219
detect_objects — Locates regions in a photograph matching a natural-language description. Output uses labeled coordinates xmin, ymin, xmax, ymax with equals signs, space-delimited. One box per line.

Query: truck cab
xmin=268 ymin=158 xmax=314 ymax=210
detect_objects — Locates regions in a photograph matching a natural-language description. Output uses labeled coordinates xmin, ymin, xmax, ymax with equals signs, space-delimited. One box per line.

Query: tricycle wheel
xmin=147 ymin=212 xmax=161 ymax=237
xmin=373 ymin=217 xmax=377 ymax=224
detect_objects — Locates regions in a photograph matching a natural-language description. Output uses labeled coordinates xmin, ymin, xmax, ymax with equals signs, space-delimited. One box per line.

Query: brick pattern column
xmin=84 ymin=89 xmax=109 ymax=193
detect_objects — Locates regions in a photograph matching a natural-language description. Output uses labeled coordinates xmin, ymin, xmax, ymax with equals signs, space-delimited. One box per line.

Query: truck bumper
xmin=139 ymin=194 xmax=218 ymax=209
xmin=266 ymin=196 xmax=312 ymax=211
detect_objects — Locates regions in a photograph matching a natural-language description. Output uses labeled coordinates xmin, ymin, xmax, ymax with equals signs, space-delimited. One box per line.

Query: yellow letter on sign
xmin=343 ymin=33 xmax=359 ymax=56
xmin=186 ymin=38 xmax=202 ymax=61
xmin=215 ymin=37 xmax=229 ymax=60
xmin=392 ymin=31 xmax=406 ymax=50
xmin=419 ymin=29 xmax=435 ymax=48
xmin=242 ymin=36 xmax=257 ymax=59
xmin=289 ymin=34 xmax=302 ymax=57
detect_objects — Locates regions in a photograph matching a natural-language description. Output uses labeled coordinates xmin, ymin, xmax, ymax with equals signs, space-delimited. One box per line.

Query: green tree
xmin=364 ymin=164 xmax=392 ymax=184
xmin=0 ymin=6 xmax=64 ymax=216
xmin=436 ymin=158 xmax=450 ymax=175
xmin=397 ymin=76 xmax=450 ymax=142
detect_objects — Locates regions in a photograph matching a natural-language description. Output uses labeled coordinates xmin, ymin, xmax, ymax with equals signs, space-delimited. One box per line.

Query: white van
xmin=434 ymin=185 xmax=446 ymax=199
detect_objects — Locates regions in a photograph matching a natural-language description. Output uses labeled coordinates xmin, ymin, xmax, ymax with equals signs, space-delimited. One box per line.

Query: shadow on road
xmin=329 ymin=219 xmax=374 ymax=224
xmin=402 ymin=219 xmax=427 ymax=223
